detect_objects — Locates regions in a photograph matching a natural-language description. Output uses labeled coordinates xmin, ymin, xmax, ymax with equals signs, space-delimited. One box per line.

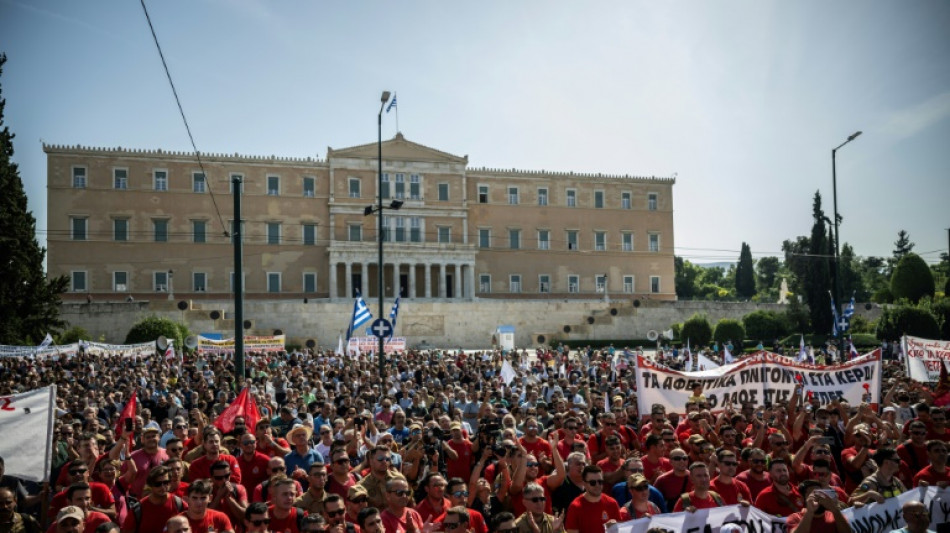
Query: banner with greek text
xmin=636 ymin=350 xmax=881 ymax=415
xmin=903 ymin=335 xmax=950 ymax=383
xmin=842 ymin=486 xmax=950 ymax=533
xmin=346 ymin=336 xmax=406 ymax=355
xmin=197 ymin=335 xmax=286 ymax=354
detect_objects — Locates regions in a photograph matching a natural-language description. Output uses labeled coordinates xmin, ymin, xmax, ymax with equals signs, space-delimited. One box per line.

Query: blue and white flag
xmin=843 ymin=292 xmax=856 ymax=319
xmin=848 ymin=335 xmax=859 ymax=361
xmin=386 ymin=93 xmax=397 ymax=113
xmin=346 ymin=293 xmax=373 ymax=342
xmin=388 ymin=297 xmax=400 ymax=340
xmin=798 ymin=334 xmax=808 ymax=362
xmin=38 ymin=333 xmax=54 ymax=349
xmin=830 ymin=293 xmax=840 ymax=337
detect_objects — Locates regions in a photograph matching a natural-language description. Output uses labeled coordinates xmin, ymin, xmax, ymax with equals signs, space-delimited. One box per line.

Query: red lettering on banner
xmin=0 ymin=397 xmax=14 ymax=411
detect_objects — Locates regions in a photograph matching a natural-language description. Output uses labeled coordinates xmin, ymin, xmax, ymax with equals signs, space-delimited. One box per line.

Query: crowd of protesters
xmin=0 ymin=341 xmax=948 ymax=533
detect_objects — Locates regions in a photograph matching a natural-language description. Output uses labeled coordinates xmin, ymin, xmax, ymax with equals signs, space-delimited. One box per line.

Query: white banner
xmin=346 ymin=337 xmax=406 ymax=355
xmin=197 ymin=335 xmax=286 ymax=354
xmin=903 ymin=335 xmax=950 ymax=383
xmin=636 ymin=350 xmax=882 ymax=415
xmin=0 ymin=386 xmax=56 ymax=482
xmin=84 ymin=341 xmax=157 ymax=358
xmin=842 ymin=486 xmax=950 ymax=533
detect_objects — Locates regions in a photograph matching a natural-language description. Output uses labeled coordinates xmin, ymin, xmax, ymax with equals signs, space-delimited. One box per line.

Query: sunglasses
xmin=670 ymin=457 xmax=688 ymax=462
xmin=242 ymin=441 xmax=256 ymax=445
xmin=213 ymin=474 xmax=231 ymax=480
xmin=585 ymin=479 xmax=604 ymax=485
xmin=526 ymin=462 xmax=539 ymax=467
xmin=627 ymin=468 xmax=644 ymax=473
xmin=721 ymin=462 xmax=738 ymax=467
xmin=527 ymin=496 xmax=546 ymax=503
xmin=350 ymin=498 xmax=368 ymax=504
xmin=326 ymin=510 xmax=345 ymax=517
xmin=375 ymin=456 xmax=392 ymax=462
xmin=271 ymin=467 xmax=285 ymax=473
xmin=152 ymin=479 xmax=171 ymax=486
xmin=451 ymin=491 xmax=469 ymax=498
xmin=250 ymin=519 xmax=270 ymax=526
xmin=70 ymin=469 xmax=89 ymax=475
xmin=751 ymin=459 xmax=767 ymax=464
xmin=633 ymin=485 xmax=649 ymax=491
xmin=389 ymin=489 xmax=411 ymax=497
xmin=334 ymin=459 xmax=350 ymax=465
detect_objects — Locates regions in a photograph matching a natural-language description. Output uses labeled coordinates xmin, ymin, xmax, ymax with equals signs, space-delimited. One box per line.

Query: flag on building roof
xmin=386 ymin=93 xmax=397 ymax=113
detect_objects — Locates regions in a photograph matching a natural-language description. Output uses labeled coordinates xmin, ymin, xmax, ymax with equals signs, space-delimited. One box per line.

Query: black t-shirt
xmin=552 ymin=477 xmax=584 ymax=514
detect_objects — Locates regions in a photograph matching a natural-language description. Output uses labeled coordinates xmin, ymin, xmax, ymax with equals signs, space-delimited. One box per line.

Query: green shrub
xmin=57 ymin=325 xmax=90 ymax=345
xmin=932 ymin=299 xmax=950 ymax=340
xmin=875 ymin=305 xmax=940 ymax=341
xmin=743 ymin=310 xmax=788 ymax=341
xmin=681 ymin=313 xmax=713 ymax=348
xmin=713 ymin=318 xmax=746 ymax=345
xmin=125 ymin=316 xmax=188 ymax=350
xmin=891 ymin=253 xmax=935 ymax=303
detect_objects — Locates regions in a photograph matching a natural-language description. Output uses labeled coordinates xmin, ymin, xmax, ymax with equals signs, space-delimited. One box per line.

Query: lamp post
xmin=831 ymin=130 xmax=861 ymax=358
xmin=377 ymin=91 xmax=391 ymax=377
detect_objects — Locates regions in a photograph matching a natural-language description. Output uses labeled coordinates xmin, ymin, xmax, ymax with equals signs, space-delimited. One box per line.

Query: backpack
xmin=678 ymin=490 xmax=724 ymax=509
xmin=129 ymin=495 xmax=185 ymax=528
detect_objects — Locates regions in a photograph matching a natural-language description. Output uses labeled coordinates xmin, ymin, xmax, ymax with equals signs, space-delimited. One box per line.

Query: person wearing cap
xmin=445 ymin=422 xmax=474 ymax=481
xmin=52 ymin=507 xmax=86 ymax=533
xmin=285 ymin=425 xmax=325 ymax=491
xmin=113 ymin=424 xmax=168 ymax=497
xmin=785 ymin=480 xmax=851 ymax=533
xmin=618 ymin=474 xmax=660 ymax=520
xmin=344 ymin=486 xmax=369 ymax=525
xmin=189 ymin=429 xmax=242 ymax=485
xmin=840 ymin=424 xmax=876 ymax=493
xmin=45 ymin=488 xmax=111 ymax=533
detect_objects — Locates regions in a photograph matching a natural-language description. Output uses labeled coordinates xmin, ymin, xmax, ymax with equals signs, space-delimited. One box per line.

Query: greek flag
xmin=38 ymin=333 xmax=54 ymax=349
xmin=346 ymin=293 xmax=373 ymax=342
xmin=830 ymin=293 xmax=840 ymax=337
xmin=843 ymin=293 xmax=855 ymax=320
xmin=388 ymin=297 xmax=400 ymax=340
xmin=386 ymin=93 xmax=397 ymax=113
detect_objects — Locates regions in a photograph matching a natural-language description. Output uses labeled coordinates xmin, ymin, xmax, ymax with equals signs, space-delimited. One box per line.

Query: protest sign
xmin=636 ymin=350 xmax=881 ymax=415
xmin=610 ymin=503 xmax=784 ymax=533
xmin=197 ymin=334 xmax=286 ymax=354
xmin=903 ymin=335 xmax=950 ymax=382
xmin=843 ymin=486 xmax=950 ymax=533
xmin=0 ymin=386 xmax=56 ymax=481
xmin=346 ymin=336 xmax=406 ymax=355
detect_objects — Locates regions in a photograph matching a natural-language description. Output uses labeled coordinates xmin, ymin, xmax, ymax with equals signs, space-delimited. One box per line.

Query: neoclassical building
xmin=45 ymin=134 xmax=676 ymax=302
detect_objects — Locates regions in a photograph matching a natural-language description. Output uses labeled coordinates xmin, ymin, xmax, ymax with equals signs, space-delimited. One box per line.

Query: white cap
xmin=720 ymin=525 xmax=744 ymax=533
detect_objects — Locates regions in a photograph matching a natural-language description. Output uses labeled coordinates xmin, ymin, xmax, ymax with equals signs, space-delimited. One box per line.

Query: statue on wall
xmin=778 ymin=278 xmax=790 ymax=304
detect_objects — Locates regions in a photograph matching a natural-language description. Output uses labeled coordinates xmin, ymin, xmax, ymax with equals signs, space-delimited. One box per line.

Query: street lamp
xmin=376 ymin=91 xmax=391 ymax=377
xmin=831 ymin=130 xmax=861 ymax=358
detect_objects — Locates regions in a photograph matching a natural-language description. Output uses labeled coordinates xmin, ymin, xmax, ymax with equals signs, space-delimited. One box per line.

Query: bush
xmin=743 ymin=310 xmax=788 ymax=341
xmin=932 ymin=299 xmax=950 ymax=340
xmin=671 ymin=323 xmax=682 ymax=340
xmin=713 ymin=318 xmax=746 ymax=345
xmin=872 ymin=287 xmax=894 ymax=304
xmin=849 ymin=314 xmax=873 ymax=334
xmin=57 ymin=325 xmax=90 ymax=345
xmin=875 ymin=305 xmax=940 ymax=341
xmin=681 ymin=313 xmax=713 ymax=348
xmin=125 ymin=316 xmax=189 ymax=350
xmin=891 ymin=253 xmax=935 ymax=303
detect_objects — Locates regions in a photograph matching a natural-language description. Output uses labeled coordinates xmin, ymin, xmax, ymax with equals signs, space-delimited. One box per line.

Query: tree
xmin=713 ymin=318 xmax=746 ymax=345
xmin=839 ymin=243 xmax=867 ymax=302
xmin=805 ymin=192 xmax=833 ymax=333
xmin=893 ymin=230 xmax=915 ymax=261
xmin=876 ymin=305 xmax=939 ymax=341
xmin=681 ymin=313 xmax=713 ymax=347
xmin=125 ymin=316 xmax=188 ymax=351
xmin=0 ymin=54 xmax=69 ymax=344
xmin=755 ymin=256 xmax=781 ymax=300
xmin=890 ymin=253 xmax=935 ymax=303
xmin=743 ymin=310 xmax=788 ymax=341
xmin=782 ymin=236 xmax=810 ymax=301
xmin=675 ymin=256 xmax=702 ymax=300
xmin=735 ymin=243 xmax=755 ymax=299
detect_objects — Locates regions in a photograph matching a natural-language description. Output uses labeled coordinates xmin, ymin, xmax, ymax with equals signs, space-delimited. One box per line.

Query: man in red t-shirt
xmin=180 ymin=479 xmax=234 ymax=533
xmin=564 ymin=465 xmax=620 ymax=533
xmin=754 ymin=460 xmax=803 ymax=518
xmin=208 ymin=461 xmax=248 ymax=528
xmin=189 ymin=429 xmax=242 ymax=484
xmin=912 ymin=440 xmax=950 ymax=488
xmin=236 ymin=434 xmax=272 ymax=494
xmin=596 ymin=436 xmax=626 ymax=494
xmin=446 ymin=423 xmax=474 ymax=481
xmin=652 ymin=449 xmax=692 ymax=511
xmin=711 ymin=451 xmax=751 ymax=505
xmin=255 ymin=420 xmax=291 ymax=458
xmin=268 ymin=477 xmax=306 ymax=533
xmin=381 ymin=478 xmax=424 ymax=533
xmin=121 ymin=466 xmax=187 ymax=533
xmin=639 ymin=435 xmax=672 ymax=483
xmin=672 ymin=463 xmax=724 ymax=512
xmin=586 ymin=413 xmax=619 ymax=462
xmin=735 ymin=448 xmax=771 ymax=497
xmin=519 ymin=419 xmax=553 ymax=473
xmin=49 ymin=467 xmax=115 ymax=520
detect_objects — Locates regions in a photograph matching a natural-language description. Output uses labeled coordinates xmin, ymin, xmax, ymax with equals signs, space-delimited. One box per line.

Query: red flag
xmin=934 ymin=361 xmax=950 ymax=406
xmin=214 ymin=387 xmax=260 ymax=434
xmin=114 ymin=391 xmax=137 ymax=451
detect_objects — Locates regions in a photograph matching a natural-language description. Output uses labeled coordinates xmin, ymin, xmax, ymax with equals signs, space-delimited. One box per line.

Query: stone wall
xmin=60 ymin=298 xmax=881 ymax=349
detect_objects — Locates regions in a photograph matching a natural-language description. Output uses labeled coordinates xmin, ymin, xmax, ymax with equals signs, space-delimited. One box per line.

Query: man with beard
xmin=912 ymin=441 xmax=950 ymax=488
xmin=236 ymin=434 xmax=271 ymax=495
xmin=120 ymin=467 xmax=185 ymax=533
xmin=711 ymin=451 xmax=751 ymax=505
xmin=639 ymin=435 xmax=671 ymax=484
xmin=754 ymin=460 xmax=803 ymax=518
xmin=735 ymin=448 xmax=771 ymax=496
xmin=563 ymin=466 xmax=620 ymax=533
xmin=785 ymin=480 xmax=851 ymax=533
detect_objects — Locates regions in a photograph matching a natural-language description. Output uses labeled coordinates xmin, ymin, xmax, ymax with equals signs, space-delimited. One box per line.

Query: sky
xmin=2 ymin=0 xmax=948 ymax=267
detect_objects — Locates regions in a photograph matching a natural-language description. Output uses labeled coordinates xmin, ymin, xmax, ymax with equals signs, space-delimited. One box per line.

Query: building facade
xmin=45 ymin=134 xmax=676 ymax=303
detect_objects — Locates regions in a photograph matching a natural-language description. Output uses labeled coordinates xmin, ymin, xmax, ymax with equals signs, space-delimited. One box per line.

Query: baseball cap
xmin=56 ymin=506 xmax=84 ymax=524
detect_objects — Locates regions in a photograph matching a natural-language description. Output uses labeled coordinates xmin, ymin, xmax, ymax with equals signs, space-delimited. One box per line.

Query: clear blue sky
xmin=2 ymin=0 xmax=948 ymax=265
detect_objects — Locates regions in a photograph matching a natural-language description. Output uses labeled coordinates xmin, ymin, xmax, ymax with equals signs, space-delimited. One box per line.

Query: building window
xmin=113 ymin=271 xmax=128 ymax=292
xmin=303 ymin=224 xmax=316 ymax=245
xmin=154 ymin=271 xmax=169 ymax=292
xmin=594 ymin=231 xmax=606 ymax=251
xmin=623 ymin=275 xmax=634 ymax=293
xmin=267 ymin=175 xmax=280 ymax=196
xmin=193 ymin=272 xmax=207 ymax=292
xmin=596 ymin=275 xmax=607 ymax=293
xmin=438 ymin=183 xmax=449 ymax=201
xmin=153 ymin=219 xmax=169 ymax=242
xmin=509 ymin=274 xmax=522 ymax=293
xmin=71 ymin=217 xmax=87 ymax=241
xmin=537 ymin=187 xmax=548 ymax=206
xmin=568 ymin=275 xmax=579 ymax=294
xmin=267 ymin=223 xmax=281 ymax=245
xmin=394 ymin=217 xmax=406 ymax=242
xmin=380 ymin=173 xmax=390 ymax=199
xmin=509 ymin=229 xmax=521 ymax=250
xmin=153 ymin=170 xmax=168 ymax=191
xmin=394 ymin=173 xmax=405 ymax=199
xmin=479 ymin=274 xmax=491 ymax=293
xmin=193 ymin=220 xmax=206 ymax=243
xmin=479 ymin=228 xmax=491 ymax=249
xmin=349 ymin=178 xmax=361 ymax=198
xmin=303 ymin=273 xmax=317 ymax=293
xmin=410 ymin=174 xmax=421 ymax=200
xmin=566 ymin=189 xmax=576 ymax=207
xmin=438 ymin=226 xmax=451 ymax=243
xmin=113 ymin=219 xmax=128 ymax=242
xmin=267 ymin=273 xmax=281 ymax=293
xmin=508 ymin=187 xmax=519 ymax=205
xmin=113 ymin=169 xmax=128 ymax=190
xmin=348 ymin=224 xmax=362 ymax=242
xmin=410 ymin=217 xmax=422 ymax=242
xmin=538 ymin=230 xmax=550 ymax=250
xmin=648 ymin=193 xmax=658 ymax=210
xmin=651 ymin=276 xmax=661 ymax=293
xmin=381 ymin=215 xmax=391 ymax=242
xmin=539 ymin=274 xmax=550 ymax=294
xmin=72 ymin=271 xmax=87 ymax=292
xmin=566 ymin=230 xmax=578 ymax=250
xmin=621 ymin=191 xmax=631 ymax=209
xmin=622 ymin=232 xmax=633 ymax=251
xmin=193 ymin=172 xmax=206 ymax=193
xmin=594 ymin=190 xmax=605 ymax=208
xmin=478 ymin=185 xmax=488 ymax=204
xmin=303 ymin=176 xmax=315 ymax=197
xmin=231 ymin=174 xmax=243 ymax=194
xmin=72 ymin=167 xmax=87 ymax=189
xmin=649 ymin=233 xmax=660 ymax=252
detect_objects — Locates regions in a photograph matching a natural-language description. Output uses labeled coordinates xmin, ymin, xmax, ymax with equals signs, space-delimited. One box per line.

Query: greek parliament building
xmin=45 ymin=134 xmax=675 ymax=306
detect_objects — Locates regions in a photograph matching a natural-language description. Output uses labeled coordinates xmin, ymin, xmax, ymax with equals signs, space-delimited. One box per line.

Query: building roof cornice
xmin=42 ymin=144 xmax=326 ymax=166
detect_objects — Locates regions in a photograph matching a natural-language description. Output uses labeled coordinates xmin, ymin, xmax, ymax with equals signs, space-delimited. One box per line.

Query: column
xmin=467 ymin=262 xmax=476 ymax=300
xmin=454 ymin=264 xmax=462 ymax=300
xmin=409 ymin=263 xmax=416 ymax=299
xmin=424 ymin=263 xmax=432 ymax=298
xmin=438 ymin=263 xmax=446 ymax=298
xmin=361 ymin=262 xmax=369 ymax=297
xmin=393 ymin=262 xmax=401 ymax=299
xmin=344 ymin=262 xmax=352 ymax=299
xmin=329 ymin=261 xmax=337 ymax=299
